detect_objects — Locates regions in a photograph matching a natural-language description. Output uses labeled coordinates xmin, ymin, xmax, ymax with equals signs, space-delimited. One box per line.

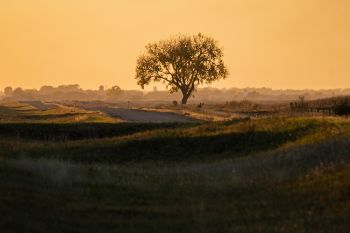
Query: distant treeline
xmin=1 ymin=84 xmax=350 ymax=103
xmin=290 ymin=95 xmax=350 ymax=116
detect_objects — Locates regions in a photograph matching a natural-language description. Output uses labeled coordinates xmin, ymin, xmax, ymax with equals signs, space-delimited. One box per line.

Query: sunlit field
xmin=0 ymin=100 xmax=120 ymax=123
xmin=0 ymin=103 xmax=349 ymax=232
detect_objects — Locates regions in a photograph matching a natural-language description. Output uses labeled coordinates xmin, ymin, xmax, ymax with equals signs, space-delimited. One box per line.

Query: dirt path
xmin=86 ymin=106 xmax=197 ymax=123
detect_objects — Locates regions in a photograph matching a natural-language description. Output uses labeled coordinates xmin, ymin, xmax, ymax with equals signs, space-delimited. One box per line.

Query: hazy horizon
xmin=2 ymin=84 xmax=350 ymax=92
xmin=1 ymin=0 xmax=350 ymax=91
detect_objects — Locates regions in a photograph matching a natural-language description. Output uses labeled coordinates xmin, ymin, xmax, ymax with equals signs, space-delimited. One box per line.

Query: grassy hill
xmin=0 ymin=117 xmax=349 ymax=232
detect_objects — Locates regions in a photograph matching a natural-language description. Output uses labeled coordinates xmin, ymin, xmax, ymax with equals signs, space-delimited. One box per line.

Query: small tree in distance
xmin=4 ymin=86 xmax=13 ymax=96
xmin=135 ymin=33 xmax=228 ymax=104
xmin=106 ymin=85 xmax=123 ymax=99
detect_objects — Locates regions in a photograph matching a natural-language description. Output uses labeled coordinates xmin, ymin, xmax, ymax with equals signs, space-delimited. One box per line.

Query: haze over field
xmin=1 ymin=0 xmax=350 ymax=90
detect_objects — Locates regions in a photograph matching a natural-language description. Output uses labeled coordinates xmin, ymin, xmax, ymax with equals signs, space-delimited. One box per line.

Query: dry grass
xmin=0 ymin=116 xmax=349 ymax=232
xmin=0 ymin=100 xmax=120 ymax=123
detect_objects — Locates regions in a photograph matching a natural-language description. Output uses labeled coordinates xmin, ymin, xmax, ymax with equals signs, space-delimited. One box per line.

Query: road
xmin=87 ymin=106 xmax=197 ymax=123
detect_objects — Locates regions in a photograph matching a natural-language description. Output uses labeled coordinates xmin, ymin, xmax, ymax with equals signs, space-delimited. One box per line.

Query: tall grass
xmin=0 ymin=117 xmax=349 ymax=232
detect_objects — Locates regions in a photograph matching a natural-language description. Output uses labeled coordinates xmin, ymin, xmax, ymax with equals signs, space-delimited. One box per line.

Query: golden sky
xmin=0 ymin=0 xmax=350 ymax=91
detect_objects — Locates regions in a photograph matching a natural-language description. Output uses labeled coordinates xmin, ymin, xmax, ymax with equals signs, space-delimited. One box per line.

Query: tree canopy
xmin=135 ymin=33 xmax=228 ymax=104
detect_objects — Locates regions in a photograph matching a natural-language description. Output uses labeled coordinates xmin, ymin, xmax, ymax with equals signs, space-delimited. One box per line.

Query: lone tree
xmin=136 ymin=33 xmax=228 ymax=104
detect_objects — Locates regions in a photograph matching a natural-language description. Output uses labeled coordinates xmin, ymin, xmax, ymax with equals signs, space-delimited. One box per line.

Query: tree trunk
xmin=181 ymin=93 xmax=190 ymax=104
xmin=180 ymin=85 xmax=194 ymax=104
xmin=181 ymin=95 xmax=188 ymax=104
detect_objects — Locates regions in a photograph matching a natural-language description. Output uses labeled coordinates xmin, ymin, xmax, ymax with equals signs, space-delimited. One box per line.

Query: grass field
xmin=0 ymin=114 xmax=349 ymax=232
xmin=0 ymin=100 xmax=120 ymax=123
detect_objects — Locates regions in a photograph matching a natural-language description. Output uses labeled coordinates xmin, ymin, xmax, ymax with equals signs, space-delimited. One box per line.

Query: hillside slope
xmin=0 ymin=117 xmax=349 ymax=232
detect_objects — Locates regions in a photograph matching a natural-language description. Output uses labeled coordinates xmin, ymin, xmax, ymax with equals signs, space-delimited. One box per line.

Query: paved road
xmin=88 ymin=106 xmax=197 ymax=123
